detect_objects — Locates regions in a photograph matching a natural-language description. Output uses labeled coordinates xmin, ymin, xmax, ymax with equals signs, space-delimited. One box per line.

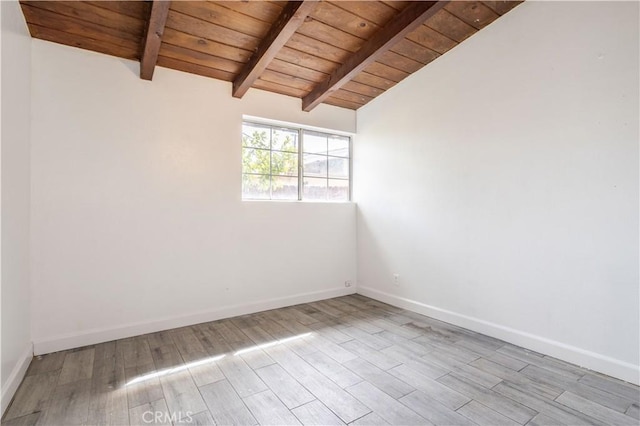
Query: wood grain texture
xmin=86 ymin=1 xmax=150 ymax=20
xmin=243 ymin=390 xmax=302 ymax=425
xmin=21 ymin=1 xmax=145 ymax=36
xmin=255 ymin=363 xmax=315 ymax=409
xmin=20 ymin=3 xmax=140 ymax=49
xmin=458 ymin=400 xmax=520 ymax=426
xmin=344 ymin=357 xmax=415 ymax=398
xmin=291 ymin=400 xmax=347 ymax=425
xmin=346 ymin=381 xmax=425 ymax=425
xmin=26 ymin=352 xmax=65 ymax=376
xmin=445 ymin=1 xmax=500 ymax=30
xmin=129 ymin=399 xmax=171 ymax=426
xmin=400 ymin=390 xmax=476 ymax=426
xmin=3 ymin=371 xmax=58 ymax=420
xmin=124 ymin=363 xmax=164 ymax=409
xmin=302 ymin=1 xmax=448 ymax=111
xmin=58 ymin=348 xmax=95 ymax=385
xmin=18 ymin=0 xmax=522 ymax=109
xmin=38 ymin=379 xmax=92 ymax=426
xmin=200 ymin=380 xmax=258 ymax=425
xmin=233 ymin=1 xmax=318 ymax=98
xmin=389 ymin=364 xmax=470 ymax=410
xmin=0 ymin=413 xmax=40 ymax=426
xmin=140 ymin=0 xmax=170 ymax=80
xmin=5 ymin=295 xmax=638 ymax=426
xmin=439 ymin=373 xmax=538 ymax=424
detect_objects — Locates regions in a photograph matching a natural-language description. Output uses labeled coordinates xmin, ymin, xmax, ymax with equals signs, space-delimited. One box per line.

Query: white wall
xmin=355 ymin=1 xmax=639 ymax=384
xmin=30 ymin=40 xmax=357 ymax=354
xmin=1 ymin=0 xmax=32 ymax=413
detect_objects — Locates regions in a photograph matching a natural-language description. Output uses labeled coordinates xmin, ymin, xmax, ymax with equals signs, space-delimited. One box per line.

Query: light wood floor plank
xmin=343 ymin=357 xmax=415 ymax=399
xmin=159 ymin=369 xmax=208 ymax=416
xmin=493 ymin=381 xmax=603 ymax=425
xmin=129 ymin=398 xmax=171 ymax=426
xmin=470 ymin=357 xmax=563 ymax=400
xmin=118 ymin=337 xmax=153 ymax=369
xmin=308 ymin=322 xmax=353 ymax=344
xmin=381 ymin=345 xmax=448 ymax=379
xmin=266 ymin=345 xmax=371 ymax=423
xmin=244 ymin=389 xmax=302 ymax=425
xmin=340 ymin=340 xmax=401 ymax=371
xmin=349 ymin=412 xmax=389 ymax=425
xmin=89 ymin=342 xmax=128 ymax=426
xmin=26 ymin=352 xmax=65 ymax=376
xmin=58 ymin=348 xmax=95 ymax=385
xmin=37 ymin=379 xmax=91 ymax=425
xmin=555 ymin=391 xmax=637 ymax=426
xmin=0 ymin=412 xmax=40 ymax=426
xmin=398 ymin=390 xmax=475 ymax=426
xmin=255 ymin=363 xmax=315 ymax=409
xmin=300 ymin=350 xmax=363 ymax=388
xmin=4 ymin=371 xmax=58 ymax=420
xmin=346 ymin=381 xmax=427 ymax=425
xmin=438 ymin=374 xmax=538 ymax=424
xmin=578 ymin=373 xmax=640 ymax=403
xmin=458 ymin=400 xmax=521 ymax=426
xmin=388 ymin=364 xmax=470 ymax=410
xmin=292 ymin=400 xmax=346 ymax=425
xmin=526 ymin=412 xmax=567 ymax=426
xmin=217 ymin=354 xmax=268 ymax=397
xmin=176 ymin=410 xmax=215 ymax=425
xmin=522 ymin=364 xmax=636 ymax=413
xmin=625 ymin=403 xmax=639 ymax=420
xmin=124 ymin=363 xmax=164 ymax=409
xmin=4 ymin=295 xmax=638 ymax=426
xmin=199 ymin=379 xmax=258 ymax=425
xmin=145 ymin=330 xmax=174 ymax=350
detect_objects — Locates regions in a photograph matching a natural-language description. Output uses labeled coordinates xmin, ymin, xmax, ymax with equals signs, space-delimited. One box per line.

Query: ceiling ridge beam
xmin=232 ymin=0 xmax=318 ymax=99
xmin=302 ymin=1 xmax=448 ymax=112
xmin=140 ymin=0 xmax=171 ymax=81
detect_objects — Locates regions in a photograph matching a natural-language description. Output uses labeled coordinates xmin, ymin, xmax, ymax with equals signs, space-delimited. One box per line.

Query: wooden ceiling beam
xmin=232 ymin=0 xmax=318 ymax=98
xmin=302 ymin=1 xmax=448 ymax=111
xmin=140 ymin=0 xmax=170 ymax=80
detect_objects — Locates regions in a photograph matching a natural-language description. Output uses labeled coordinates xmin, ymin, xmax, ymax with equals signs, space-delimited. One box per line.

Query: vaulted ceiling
xmin=19 ymin=1 xmax=522 ymax=111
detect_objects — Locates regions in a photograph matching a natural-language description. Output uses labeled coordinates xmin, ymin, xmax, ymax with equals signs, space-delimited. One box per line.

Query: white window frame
xmin=241 ymin=119 xmax=352 ymax=202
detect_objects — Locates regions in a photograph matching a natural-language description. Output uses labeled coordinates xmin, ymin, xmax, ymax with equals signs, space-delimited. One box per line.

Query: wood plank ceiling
xmin=19 ymin=0 xmax=522 ymax=111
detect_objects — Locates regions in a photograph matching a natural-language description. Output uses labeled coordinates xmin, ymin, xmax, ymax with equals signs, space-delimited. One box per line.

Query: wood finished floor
xmin=3 ymin=295 xmax=639 ymax=426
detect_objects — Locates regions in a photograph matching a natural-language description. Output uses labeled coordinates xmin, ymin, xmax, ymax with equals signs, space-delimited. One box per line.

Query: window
xmin=242 ymin=121 xmax=351 ymax=201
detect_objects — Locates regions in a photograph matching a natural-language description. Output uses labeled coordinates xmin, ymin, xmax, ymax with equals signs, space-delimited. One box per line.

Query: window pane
xmin=328 ymin=157 xmax=349 ymax=179
xmin=242 ymin=174 xmax=270 ymax=199
xmin=271 ymin=176 xmax=298 ymax=200
xmin=328 ymin=179 xmax=349 ymax=201
xmin=243 ymin=123 xmax=270 ymax=149
xmin=242 ymin=147 xmax=271 ymax=175
xmin=303 ymin=177 xmax=327 ymax=200
xmin=328 ymin=135 xmax=349 ymax=157
xmin=303 ymin=132 xmax=327 ymax=154
xmin=271 ymin=151 xmax=298 ymax=176
xmin=303 ymin=154 xmax=327 ymax=178
xmin=242 ymin=122 xmax=350 ymax=202
xmin=272 ymin=128 xmax=298 ymax=152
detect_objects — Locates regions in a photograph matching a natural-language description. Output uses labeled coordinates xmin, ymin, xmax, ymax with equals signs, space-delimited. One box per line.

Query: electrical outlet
xmin=345 ymin=280 xmax=352 ymax=287
xmin=393 ymin=273 xmax=400 ymax=286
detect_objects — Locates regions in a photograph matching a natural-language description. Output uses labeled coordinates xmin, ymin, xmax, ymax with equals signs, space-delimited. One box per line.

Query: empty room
xmin=1 ymin=0 xmax=638 ymax=425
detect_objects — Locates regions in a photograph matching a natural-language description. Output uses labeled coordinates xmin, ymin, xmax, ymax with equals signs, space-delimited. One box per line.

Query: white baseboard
xmin=33 ymin=287 xmax=355 ymax=355
xmin=358 ymin=286 xmax=640 ymax=386
xmin=1 ymin=343 xmax=33 ymax=416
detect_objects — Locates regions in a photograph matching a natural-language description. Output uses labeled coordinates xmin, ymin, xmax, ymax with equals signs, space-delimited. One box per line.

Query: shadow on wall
xmin=355 ymin=204 xmax=479 ymax=310
xmin=355 ymin=206 xmax=392 ymax=291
